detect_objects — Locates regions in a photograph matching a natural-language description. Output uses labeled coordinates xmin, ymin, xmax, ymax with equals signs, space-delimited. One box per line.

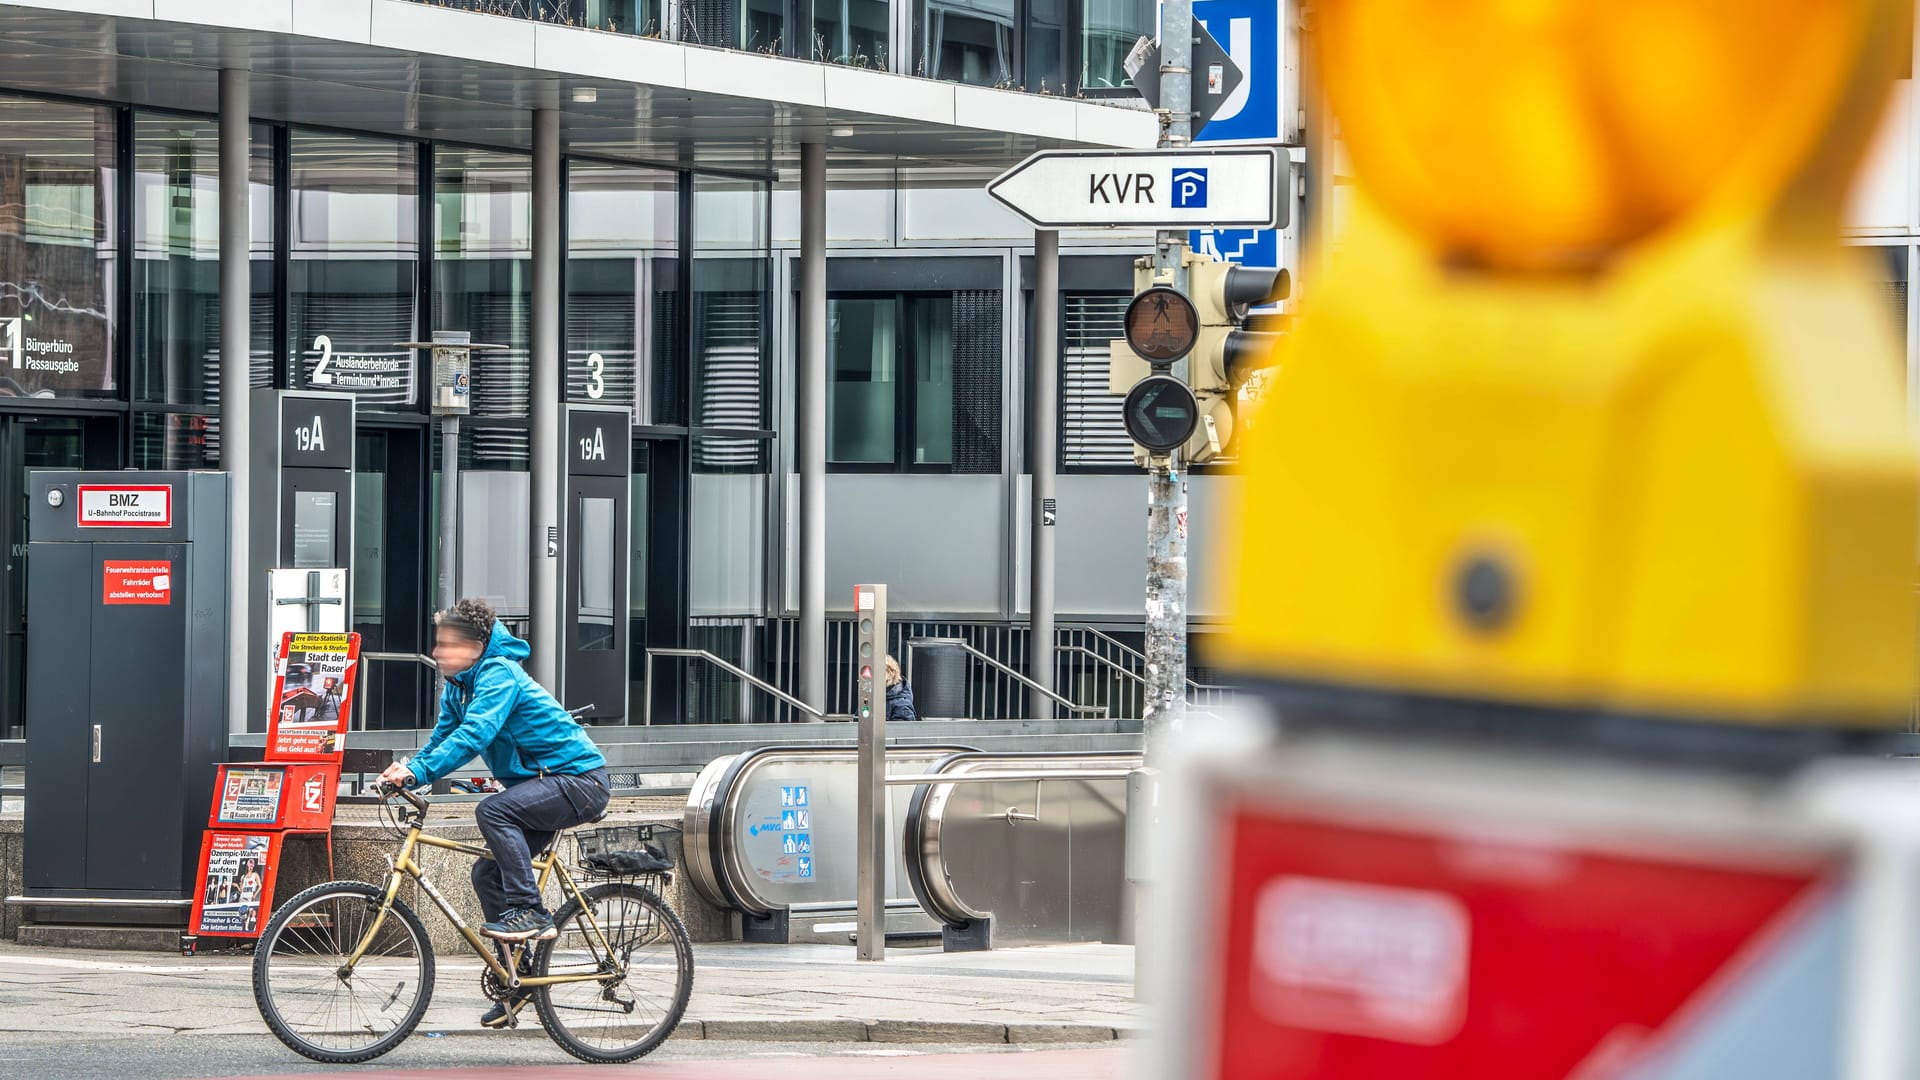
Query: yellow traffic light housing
xmin=1184 ymin=255 xmax=1291 ymax=462
xmin=1217 ymin=0 xmax=1919 ymax=728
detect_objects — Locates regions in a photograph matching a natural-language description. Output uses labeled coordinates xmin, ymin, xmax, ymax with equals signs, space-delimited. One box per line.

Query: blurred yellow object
xmin=1218 ymin=0 xmax=1920 ymax=726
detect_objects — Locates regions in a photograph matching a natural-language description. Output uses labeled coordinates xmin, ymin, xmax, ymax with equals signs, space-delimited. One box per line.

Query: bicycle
xmin=250 ymin=781 xmax=693 ymax=1065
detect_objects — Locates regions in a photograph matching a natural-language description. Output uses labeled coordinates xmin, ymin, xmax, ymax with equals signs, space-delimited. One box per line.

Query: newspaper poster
xmin=266 ymin=632 xmax=361 ymax=760
xmin=215 ymin=766 xmax=285 ymax=825
xmin=191 ymin=832 xmax=278 ymax=937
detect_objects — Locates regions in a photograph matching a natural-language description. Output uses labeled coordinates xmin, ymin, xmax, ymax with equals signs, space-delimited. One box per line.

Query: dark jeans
xmin=470 ymin=767 xmax=610 ymax=918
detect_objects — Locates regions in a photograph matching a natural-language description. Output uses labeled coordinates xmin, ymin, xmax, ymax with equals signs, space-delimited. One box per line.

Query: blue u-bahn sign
xmin=1186 ymin=0 xmax=1287 ymax=274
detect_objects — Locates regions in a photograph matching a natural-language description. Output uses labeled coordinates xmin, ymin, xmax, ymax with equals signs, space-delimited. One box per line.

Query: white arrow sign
xmin=987 ymin=148 xmax=1279 ymax=230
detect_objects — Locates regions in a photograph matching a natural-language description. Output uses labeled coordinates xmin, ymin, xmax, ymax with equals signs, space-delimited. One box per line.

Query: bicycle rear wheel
xmin=252 ymin=880 xmax=436 ymax=1064
xmin=532 ymin=881 xmax=693 ymax=1064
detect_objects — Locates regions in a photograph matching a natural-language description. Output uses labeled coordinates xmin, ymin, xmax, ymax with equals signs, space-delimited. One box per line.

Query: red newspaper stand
xmin=186 ymin=632 xmax=361 ymax=950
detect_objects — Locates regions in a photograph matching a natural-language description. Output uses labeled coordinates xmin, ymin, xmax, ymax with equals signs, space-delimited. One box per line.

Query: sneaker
xmin=482 ymin=907 xmax=557 ymax=942
xmin=480 ymin=990 xmax=532 ymax=1029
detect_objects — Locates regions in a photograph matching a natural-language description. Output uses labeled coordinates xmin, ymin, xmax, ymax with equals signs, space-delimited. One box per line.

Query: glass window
xmin=826 ymin=290 xmax=1000 ymax=472
xmin=1081 ymin=0 xmax=1152 ymax=89
xmin=918 ymin=0 xmax=1017 ymax=85
xmin=455 ymin=421 xmax=531 ymax=620
xmin=812 ymin=0 xmax=891 ymax=65
xmin=434 ymin=146 xmax=531 ymax=420
xmin=581 ymin=0 xmax=656 ymax=34
xmin=691 ymin=175 xmax=769 ymax=433
xmin=131 ymin=117 xmax=273 ymax=409
xmin=290 ymin=130 xmax=420 ymax=408
xmin=132 ymin=411 xmax=216 ymax=469
xmin=742 ymin=0 xmax=785 ymax=51
xmin=0 ymin=96 xmax=117 ymax=400
xmin=566 ymin=160 xmax=678 ymax=423
xmin=689 ymin=437 xmax=767 ymax=616
xmin=1026 ymin=0 xmax=1067 ymax=92
xmin=577 ymin=495 xmax=616 ymax=649
xmin=829 ymin=297 xmax=897 ymax=464
xmin=1878 ymin=245 xmax=1909 ymax=343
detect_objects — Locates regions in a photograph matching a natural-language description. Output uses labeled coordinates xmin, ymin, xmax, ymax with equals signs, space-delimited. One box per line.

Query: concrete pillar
xmin=529 ymin=109 xmax=562 ymax=689
xmin=798 ymin=142 xmax=828 ymax=718
xmin=220 ymin=68 xmax=252 ymax=736
xmin=1029 ymin=229 xmax=1058 ymax=719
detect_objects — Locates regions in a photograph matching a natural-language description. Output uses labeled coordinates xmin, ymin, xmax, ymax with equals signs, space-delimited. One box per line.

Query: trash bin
xmin=911 ymin=642 xmax=970 ymax=719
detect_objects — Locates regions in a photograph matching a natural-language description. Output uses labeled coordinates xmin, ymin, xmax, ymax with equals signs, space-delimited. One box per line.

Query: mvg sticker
xmin=1251 ymin=876 xmax=1470 ymax=1045
xmin=78 ymin=485 xmax=171 ymax=527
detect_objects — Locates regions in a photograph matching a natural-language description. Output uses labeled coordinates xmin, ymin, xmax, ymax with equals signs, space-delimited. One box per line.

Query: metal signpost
xmin=397 ymin=331 xmax=505 ymax=614
xmin=854 ymin=583 xmax=888 ymax=961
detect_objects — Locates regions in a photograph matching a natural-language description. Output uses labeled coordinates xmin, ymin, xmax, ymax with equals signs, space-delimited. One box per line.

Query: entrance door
xmin=353 ymin=425 xmax=432 ymax=729
xmin=2 ymin=414 xmax=119 ymax=738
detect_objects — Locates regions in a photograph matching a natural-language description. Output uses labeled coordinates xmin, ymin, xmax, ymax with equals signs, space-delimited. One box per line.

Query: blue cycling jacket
xmin=407 ymin=622 xmax=606 ymax=787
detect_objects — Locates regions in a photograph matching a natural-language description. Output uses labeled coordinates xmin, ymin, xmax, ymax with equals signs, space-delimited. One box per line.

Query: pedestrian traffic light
xmin=1182 ymin=254 xmax=1290 ymax=462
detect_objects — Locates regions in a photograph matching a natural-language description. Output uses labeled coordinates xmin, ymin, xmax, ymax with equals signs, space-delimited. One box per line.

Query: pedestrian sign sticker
xmin=752 ymin=778 xmax=820 ymax=884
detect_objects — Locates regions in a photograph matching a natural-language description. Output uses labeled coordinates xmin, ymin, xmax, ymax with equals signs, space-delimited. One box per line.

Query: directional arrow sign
xmin=987 ymin=148 xmax=1279 ymax=230
xmin=1125 ymin=20 xmax=1246 ymax=136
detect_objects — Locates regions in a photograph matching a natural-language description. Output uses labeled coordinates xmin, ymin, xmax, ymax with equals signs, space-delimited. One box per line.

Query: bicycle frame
xmin=340 ymin=819 xmax=622 ymax=989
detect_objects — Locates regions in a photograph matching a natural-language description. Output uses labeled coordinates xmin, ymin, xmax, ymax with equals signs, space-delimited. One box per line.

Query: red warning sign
xmin=102 ymin=560 xmax=173 ymax=605
xmin=1209 ymin=809 xmax=1832 ymax=1078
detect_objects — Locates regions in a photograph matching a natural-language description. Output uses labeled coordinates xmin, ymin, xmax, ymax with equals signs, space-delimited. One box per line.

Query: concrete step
xmin=18 ymin=923 xmax=185 ymax=952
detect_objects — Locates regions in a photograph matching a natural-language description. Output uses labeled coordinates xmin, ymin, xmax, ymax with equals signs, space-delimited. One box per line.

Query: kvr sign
xmin=987 ymin=149 xmax=1279 ymax=229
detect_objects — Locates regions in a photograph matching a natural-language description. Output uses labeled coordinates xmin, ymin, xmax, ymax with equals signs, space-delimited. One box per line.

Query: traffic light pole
xmin=1146 ymin=0 xmax=1193 ymax=766
xmin=1129 ymin=0 xmax=1194 ymax=991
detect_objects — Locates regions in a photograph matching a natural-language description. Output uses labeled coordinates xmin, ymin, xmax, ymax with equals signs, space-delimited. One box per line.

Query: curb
xmin=416 ymin=1018 xmax=1137 ymax=1044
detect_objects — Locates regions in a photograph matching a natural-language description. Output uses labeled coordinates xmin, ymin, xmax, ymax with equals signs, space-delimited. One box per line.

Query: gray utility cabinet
xmin=23 ymin=470 xmax=230 ymax=911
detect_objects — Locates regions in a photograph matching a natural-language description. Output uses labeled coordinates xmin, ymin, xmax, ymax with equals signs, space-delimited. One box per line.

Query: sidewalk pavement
xmin=0 ymin=939 xmax=1141 ymax=1045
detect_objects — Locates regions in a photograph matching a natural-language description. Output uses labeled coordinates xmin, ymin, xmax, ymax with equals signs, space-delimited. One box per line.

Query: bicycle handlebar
xmin=377 ymin=780 xmax=430 ymax=814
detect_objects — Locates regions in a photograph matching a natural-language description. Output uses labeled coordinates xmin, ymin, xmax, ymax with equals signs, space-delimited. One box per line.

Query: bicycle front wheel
xmin=252 ymin=880 xmax=436 ymax=1064
xmin=533 ymin=881 xmax=693 ymax=1064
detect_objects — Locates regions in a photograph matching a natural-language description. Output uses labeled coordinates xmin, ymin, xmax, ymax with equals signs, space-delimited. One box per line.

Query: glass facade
xmin=828 ymin=297 xmax=896 ymax=463
xmin=919 ymin=0 xmax=1018 ymax=85
xmin=813 ymin=0 xmax=891 ymax=65
xmin=131 ymin=117 xmax=273 ymax=411
xmin=826 ymin=290 xmax=999 ymax=471
xmin=1080 ymin=0 xmax=1151 ymax=89
xmin=434 ymin=146 xmax=532 ymax=426
xmin=690 ymin=175 xmax=769 ymax=442
xmin=0 ymin=96 xmax=116 ymax=400
xmin=290 ymin=130 xmax=420 ymax=408
xmin=565 ymin=160 xmax=679 ymax=423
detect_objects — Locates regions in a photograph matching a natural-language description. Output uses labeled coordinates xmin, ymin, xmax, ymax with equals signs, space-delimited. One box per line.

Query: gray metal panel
xmin=183 ymin=473 xmax=231 ymax=879
xmin=24 ymin=472 xmax=232 ymax=900
xmin=1038 ymin=473 xmax=1242 ymax=618
xmin=682 ymin=746 xmax=973 ymax=915
xmin=249 ymin=391 xmax=356 ymax=732
xmin=825 ymin=475 xmax=1003 ymax=614
xmin=22 ymin=541 xmax=92 ymax=891
xmin=88 ymin=542 xmax=193 ymax=893
xmin=911 ymin=751 xmax=1139 ymax=946
xmin=30 ymin=471 xmax=203 ymax=544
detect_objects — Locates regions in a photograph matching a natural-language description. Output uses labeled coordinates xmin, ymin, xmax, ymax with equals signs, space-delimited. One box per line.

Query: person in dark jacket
xmin=885 ymin=654 xmax=918 ymax=721
xmin=378 ymin=598 xmax=609 ymax=1030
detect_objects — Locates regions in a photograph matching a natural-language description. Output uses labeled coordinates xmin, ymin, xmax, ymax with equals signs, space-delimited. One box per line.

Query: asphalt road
xmin=0 ymin=1031 xmax=1127 ymax=1079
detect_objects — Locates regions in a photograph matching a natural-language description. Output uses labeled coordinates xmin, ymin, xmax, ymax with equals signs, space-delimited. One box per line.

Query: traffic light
xmin=1183 ymin=254 xmax=1290 ymax=463
xmin=1110 ymin=253 xmax=1290 ymax=464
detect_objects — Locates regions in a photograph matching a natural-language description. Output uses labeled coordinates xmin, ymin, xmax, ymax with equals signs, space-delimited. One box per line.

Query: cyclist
xmin=377 ymin=597 xmax=609 ymax=1028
